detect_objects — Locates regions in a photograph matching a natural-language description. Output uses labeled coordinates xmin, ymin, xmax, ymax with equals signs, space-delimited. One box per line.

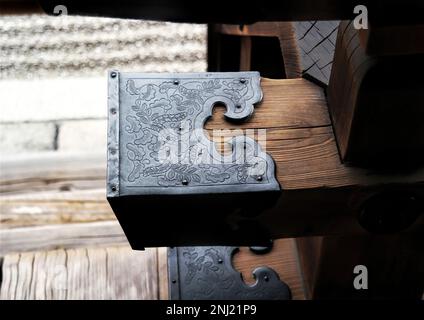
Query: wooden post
xmin=207 ymin=22 xmax=300 ymax=78
xmin=297 ymin=234 xmax=424 ymax=299
xmin=327 ymin=21 xmax=424 ymax=167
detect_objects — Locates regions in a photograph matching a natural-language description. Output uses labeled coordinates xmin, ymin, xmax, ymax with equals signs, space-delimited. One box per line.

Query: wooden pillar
xmin=207 ymin=22 xmax=300 ymax=78
xmin=300 ymin=20 xmax=424 ymax=299
xmin=327 ymin=21 xmax=424 ymax=167
xmin=297 ymin=234 xmax=424 ymax=299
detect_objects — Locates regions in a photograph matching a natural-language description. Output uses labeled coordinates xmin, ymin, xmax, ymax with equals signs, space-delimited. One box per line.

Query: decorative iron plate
xmin=107 ymin=71 xmax=279 ymax=198
xmin=168 ymin=246 xmax=292 ymax=300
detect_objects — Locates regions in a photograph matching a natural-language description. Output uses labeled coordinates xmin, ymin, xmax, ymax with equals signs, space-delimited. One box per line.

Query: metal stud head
xmin=110 ymin=71 xmax=117 ymax=78
xmin=182 ymin=179 xmax=189 ymax=186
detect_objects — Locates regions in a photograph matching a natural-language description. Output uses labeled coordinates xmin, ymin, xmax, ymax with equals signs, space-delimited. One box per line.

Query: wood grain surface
xmin=0 ymin=246 xmax=158 ymax=300
xmin=233 ymin=239 xmax=305 ymax=300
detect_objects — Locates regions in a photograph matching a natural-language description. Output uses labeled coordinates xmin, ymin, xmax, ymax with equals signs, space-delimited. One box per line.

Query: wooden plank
xmin=0 ymin=246 xmax=158 ymax=300
xmin=0 ymin=189 xmax=113 ymax=229
xmin=0 ymin=221 xmax=127 ymax=256
xmin=157 ymin=247 xmax=169 ymax=300
xmin=0 ymin=152 xmax=105 ymax=195
xmin=232 ymin=239 xmax=305 ymax=300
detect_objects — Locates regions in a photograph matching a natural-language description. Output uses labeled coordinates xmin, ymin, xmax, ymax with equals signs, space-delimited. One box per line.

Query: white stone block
xmin=58 ymin=119 xmax=107 ymax=152
xmin=0 ymin=122 xmax=56 ymax=153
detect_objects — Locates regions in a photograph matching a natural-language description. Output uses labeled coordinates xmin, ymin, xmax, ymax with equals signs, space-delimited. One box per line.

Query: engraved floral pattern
xmin=123 ymin=76 xmax=268 ymax=187
xmin=173 ymin=247 xmax=291 ymax=300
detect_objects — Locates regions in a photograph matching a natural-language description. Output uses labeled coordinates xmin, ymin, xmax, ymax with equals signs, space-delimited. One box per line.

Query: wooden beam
xmin=206 ymin=78 xmax=424 ymax=240
xmin=213 ymin=21 xmax=340 ymax=85
xmin=2 ymin=79 xmax=423 ymax=240
xmin=213 ymin=22 xmax=301 ymax=78
xmin=0 ymin=152 xmax=105 ymax=195
xmin=0 ymin=221 xmax=127 ymax=256
xmin=117 ymin=77 xmax=423 ymax=246
xmin=0 ymin=189 xmax=113 ymax=229
xmin=206 ymin=78 xmax=424 ymax=188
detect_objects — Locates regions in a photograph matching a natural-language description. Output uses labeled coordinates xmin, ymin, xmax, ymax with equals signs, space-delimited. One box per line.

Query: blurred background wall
xmin=0 ymin=14 xmax=206 ymax=155
xmin=0 ymin=14 xmax=206 ymax=300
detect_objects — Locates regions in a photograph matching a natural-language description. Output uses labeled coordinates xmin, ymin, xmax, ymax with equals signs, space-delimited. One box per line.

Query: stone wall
xmin=0 ymin=15 xmax=206 ymax=154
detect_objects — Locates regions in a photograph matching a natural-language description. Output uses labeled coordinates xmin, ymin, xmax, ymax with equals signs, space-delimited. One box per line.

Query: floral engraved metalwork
xmin=168 ymin=246 xmax=292 ymax=300
xmin=108 ymin=71 xmax=280 ymax=196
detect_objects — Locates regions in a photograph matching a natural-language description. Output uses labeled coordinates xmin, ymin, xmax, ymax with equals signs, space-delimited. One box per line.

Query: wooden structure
xmin=206 ymin=19 xmax=424 ymax=299
xmin=0 ymin=153 xmax=305 ymax=299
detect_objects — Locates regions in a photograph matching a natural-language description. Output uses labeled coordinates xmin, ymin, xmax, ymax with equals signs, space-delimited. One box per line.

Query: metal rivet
xmin=256 ymin=175 xmax=263 ymax=181
xmin=110 ymin=71 xmax=117 ymax=78
xmin=218 ymin=258 xmax=223 ymax=264
xmin=264 ymin=275 xmax=269 ymax=281
xmin=111 ymin=185 xmax=117 ymax=192
xmin=239 ymin=78 xmax=246 ymax=84
xmin=172 ymin=279 xmax=177 ymax=284
xmin=236 ymin=105 xmax=242 ymax=109
xmin=110 ymin=149 xmax=116 ymax=155
xmin=182 ymin=179 xmax=189 ymax=185
xmin=110 ymin=108 xmax=117 ymax=115
xmin=173 ymin=80 xmax=179 ymax=85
